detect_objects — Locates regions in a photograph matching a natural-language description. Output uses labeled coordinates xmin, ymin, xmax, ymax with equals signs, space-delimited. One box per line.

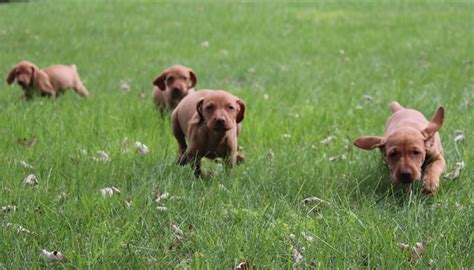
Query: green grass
xmin=0 ymin=1 xmax=473 ymax=268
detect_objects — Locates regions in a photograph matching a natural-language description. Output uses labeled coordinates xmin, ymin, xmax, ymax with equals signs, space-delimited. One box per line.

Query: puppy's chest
xmin=195 ymin=134 xmax=232 ymax=158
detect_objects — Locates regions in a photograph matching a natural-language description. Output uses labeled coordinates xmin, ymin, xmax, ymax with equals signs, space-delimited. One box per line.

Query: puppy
xmin=6 ymin=60 xmax=90 ymax=99
xmin=153 ymin=65 xmax=197 ymax=112
xmin=171 ymin=90 xmax=245 ymax=177
xmin=353 ymin=102 xmax=445 ymax=193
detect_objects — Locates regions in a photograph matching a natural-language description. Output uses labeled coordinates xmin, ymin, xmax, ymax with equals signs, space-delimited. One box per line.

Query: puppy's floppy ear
xmin=236 ymin=99 xmax=246 ymax=123
xmin=31 ymin=66 xmax=53 ymax=91
xmin=353 ymin=136 xmax=385 ymax=150
xmin=196 ymin=98 xmax=205 ymax=121
xmin=6 ymin=67 xmax=17 ymax=84
xmin=153 ymin=70 xmax=168 ymax=91
xmin=188 ymin=69 xmax=197 ymax=88
xmin=422 ymin=106 xmax=444 ymax=140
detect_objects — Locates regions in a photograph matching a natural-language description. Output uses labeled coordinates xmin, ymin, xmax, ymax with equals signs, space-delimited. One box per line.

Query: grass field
xmin=0 ymin=1 xmax=473 ymax=268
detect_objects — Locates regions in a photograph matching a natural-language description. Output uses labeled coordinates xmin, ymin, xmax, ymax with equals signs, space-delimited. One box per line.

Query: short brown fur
xmin=171 ymin=90 xmax=245 ymax=177
xmin=152 ymin=65 xmax=197 ymax=112
xmin=6 ymin=60 xmax=90 ymax=99
xmin=353 ymin=101 xmax=445 ymax=193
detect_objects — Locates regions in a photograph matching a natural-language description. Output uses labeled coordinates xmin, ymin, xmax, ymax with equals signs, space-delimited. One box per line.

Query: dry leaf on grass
xmin=156 ymin=206 xmax=168 ymax=212
xmin=362 ymin=94 xmax=374 ymax=101
xmin=320 ymin=135 xmax=336 ymax=145
xmin=19 ymin=160 xmax=34 ymax=170
xmin=17 ymin=137 xmax=37 ymax=147
xmin=120 ymin=80 xmax=131 ymax=94
xmin=329 ymin=154 xmax=347 ymax=162
xmin=100 ymin=186 xmax=121 ymax=197
xmin=291 ymin=246 xmax=304 ymax=265
xmin=444 ymin=161 xmax=464 ymax=180
xmin=453 ymin=131 xmax=465 ymax=143
xmin=201 ymin=40 xmax=210 ymax=48
xmin=154 ymin=192 xmax=169 ymax=205
xmin=41 ymin=249 xmax=67 ymax=263
xmin=302 ymin=196 xmax=327 ymax=206
xmin=94 ymin=151 xmax=111 ymax=161
xmin=22 ymin=174 xmax=38 ymax=187
xmin=135 ymin=141 xmax=149 ymax=156
xmin=236 ymin=261 xmax=256 ymax=270
xmin=0 ymin=205 xmax=16 ymax=214
xmin=301 ymin=232 xmax=314 ymax=243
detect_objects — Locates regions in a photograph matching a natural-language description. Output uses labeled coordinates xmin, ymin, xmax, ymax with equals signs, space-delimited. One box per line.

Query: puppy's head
xmin=353 ymin=107 xmax=444 ymax=185
xmin=7 ymin=61 xmax=37 ymax=88
xmin=153 ymin=65 xmax=197 ymax=100
xmin=195 ymin=91 xmax=245 ymax=132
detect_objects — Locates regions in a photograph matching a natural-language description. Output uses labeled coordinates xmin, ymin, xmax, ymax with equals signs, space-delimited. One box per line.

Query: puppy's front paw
xmin=422 ymin=176 xmax=439 ymax=194
xmin=236 ymin=154 xmax=245 ymax=164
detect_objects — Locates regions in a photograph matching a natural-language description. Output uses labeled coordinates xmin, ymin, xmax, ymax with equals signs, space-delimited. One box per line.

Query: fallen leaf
xmin=301 ymin=232 xmax=314 ymax=243
xmin=100 ymin=186 xmax=120 ymax=197
xmin=22 ymin=174 xmax=38 ymax=187
xmin=362 ymin=95 xmax=373 ymax=101
xmin=135 ymin=141 xmax=150 ymax=156
xmin=201 ymin=40 xmax=209 ymax=48
xmin=453 ymin=130 xmax=465 ymax=143
xmin=411 ymin=242 xmax=424 ymax=258
xmin=155 ymin=192 xmax=170 ymax=205
xmin=120 ymin=80 xmax=131 ymax=94
xmin=399 ymin=243 xmax=409 ymax=251
xmin=329 ymin=154 xmax=347 ymax=162
xmin=263 ymin=93 xmax=269 ymax=100
xmin=302 ymin=196 xmax=327 ymax=206
xmin=57 ymin=192 xmax=67 ymax=201
xmin=94 ymin=151 xmax=111 ymax=161
xmin=282 ymin=133 xmax=291 ymax=139
xmin=41 ymin=249 xmax=67 ymax=263
xmin=291 ymin=246 xmax=304 ymax=265
xmin=0 ymin=204 xmax=16 ymax=214
xmin=320 ymin=135 xmax=336 ymax=145
xmin=156 ymin=206 xmax=168 ymax=212
xmin=17 ymin=137 xmax=37 ymax=147
xmin=236 ymin=261 xmax=256 ymax=270
xmin=444 ymin=161 xmax=465 ymax=180
xmin=172 ymin=224 xmax=183 ymax=237
xmin=124 ymin=200 xmax=132 ymax=208
xmin=19 ymin=160 xmax=34 ymax=170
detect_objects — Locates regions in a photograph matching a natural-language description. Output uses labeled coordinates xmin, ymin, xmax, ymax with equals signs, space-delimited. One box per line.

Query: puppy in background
xmin=7 ymin=60 xmax=90 ymax=99
xmin=153 ymin=65 xmax=197 ymax=112
xmin=353 ymin=102 xmax=445 ymax=194
xmin=171 ymin=90 xmax=245 ymax=177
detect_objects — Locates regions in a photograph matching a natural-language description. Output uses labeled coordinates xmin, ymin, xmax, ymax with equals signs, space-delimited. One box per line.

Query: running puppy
xmin=171 ymin=90 xmax=245 ymax=177
xmin=6 ymin=60 xmax=90 ymax=99
xmin=153 ymin=65 xmax=197 ymax=112
xmin=353 ymin=102 xmax=445 ymax=193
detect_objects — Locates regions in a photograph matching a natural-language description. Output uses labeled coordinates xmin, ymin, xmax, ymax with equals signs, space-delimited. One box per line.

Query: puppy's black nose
xmin=18 ymin=81 xmax=26 ymax=87
xmin=399 ymin=171 xmax=412 ymax=183
xmin=216 ymin=117 xmax=226 ymax=125
xmin=171 ymin=88 xmax=181 ymax=98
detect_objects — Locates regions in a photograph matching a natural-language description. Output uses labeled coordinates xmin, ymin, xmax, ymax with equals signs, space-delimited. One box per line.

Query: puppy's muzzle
xmin=171 ymin=87 xmax=183 ymax=99
xmin=211 ymin=117 xmax=230 ymax=131
xmin=398 ymin=169 xmax=413 ymax=184
xmin=18 ymin=80 xmax=27 ymax=87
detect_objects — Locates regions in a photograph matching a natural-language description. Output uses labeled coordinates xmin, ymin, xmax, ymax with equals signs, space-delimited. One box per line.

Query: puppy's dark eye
xmin=166 ymin=76 xmax=175 ymax=82
xmin=228 ymin=105 xmax=235 ymax=111
xmin=205 ymin=105 xmax=214 ymax=111
xmin=180 ymin=76 xmax=187 ymax=80
xmin=413 ymin=150 xmax=421 ymax=156
xmin=389 ymin=151 xmax=398 ymax=158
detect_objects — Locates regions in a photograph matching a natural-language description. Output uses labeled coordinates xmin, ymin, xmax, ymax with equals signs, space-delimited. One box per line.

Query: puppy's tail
xmin=390 ymin=101 xmax=403 ymax=113
xmin=70 ymin=64 xmax=77 ymax=72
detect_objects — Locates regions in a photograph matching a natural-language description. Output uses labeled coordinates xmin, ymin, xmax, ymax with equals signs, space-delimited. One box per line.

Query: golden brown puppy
xmin=353 ymin=102 xmax=445 ymax=193
xmin=153 ymin=65 xmax=197 ymax=112
xmin=171 ymin=90 xmax=245 ymax=177
xmin=6 ymin=60 xmax=90 ymax=99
